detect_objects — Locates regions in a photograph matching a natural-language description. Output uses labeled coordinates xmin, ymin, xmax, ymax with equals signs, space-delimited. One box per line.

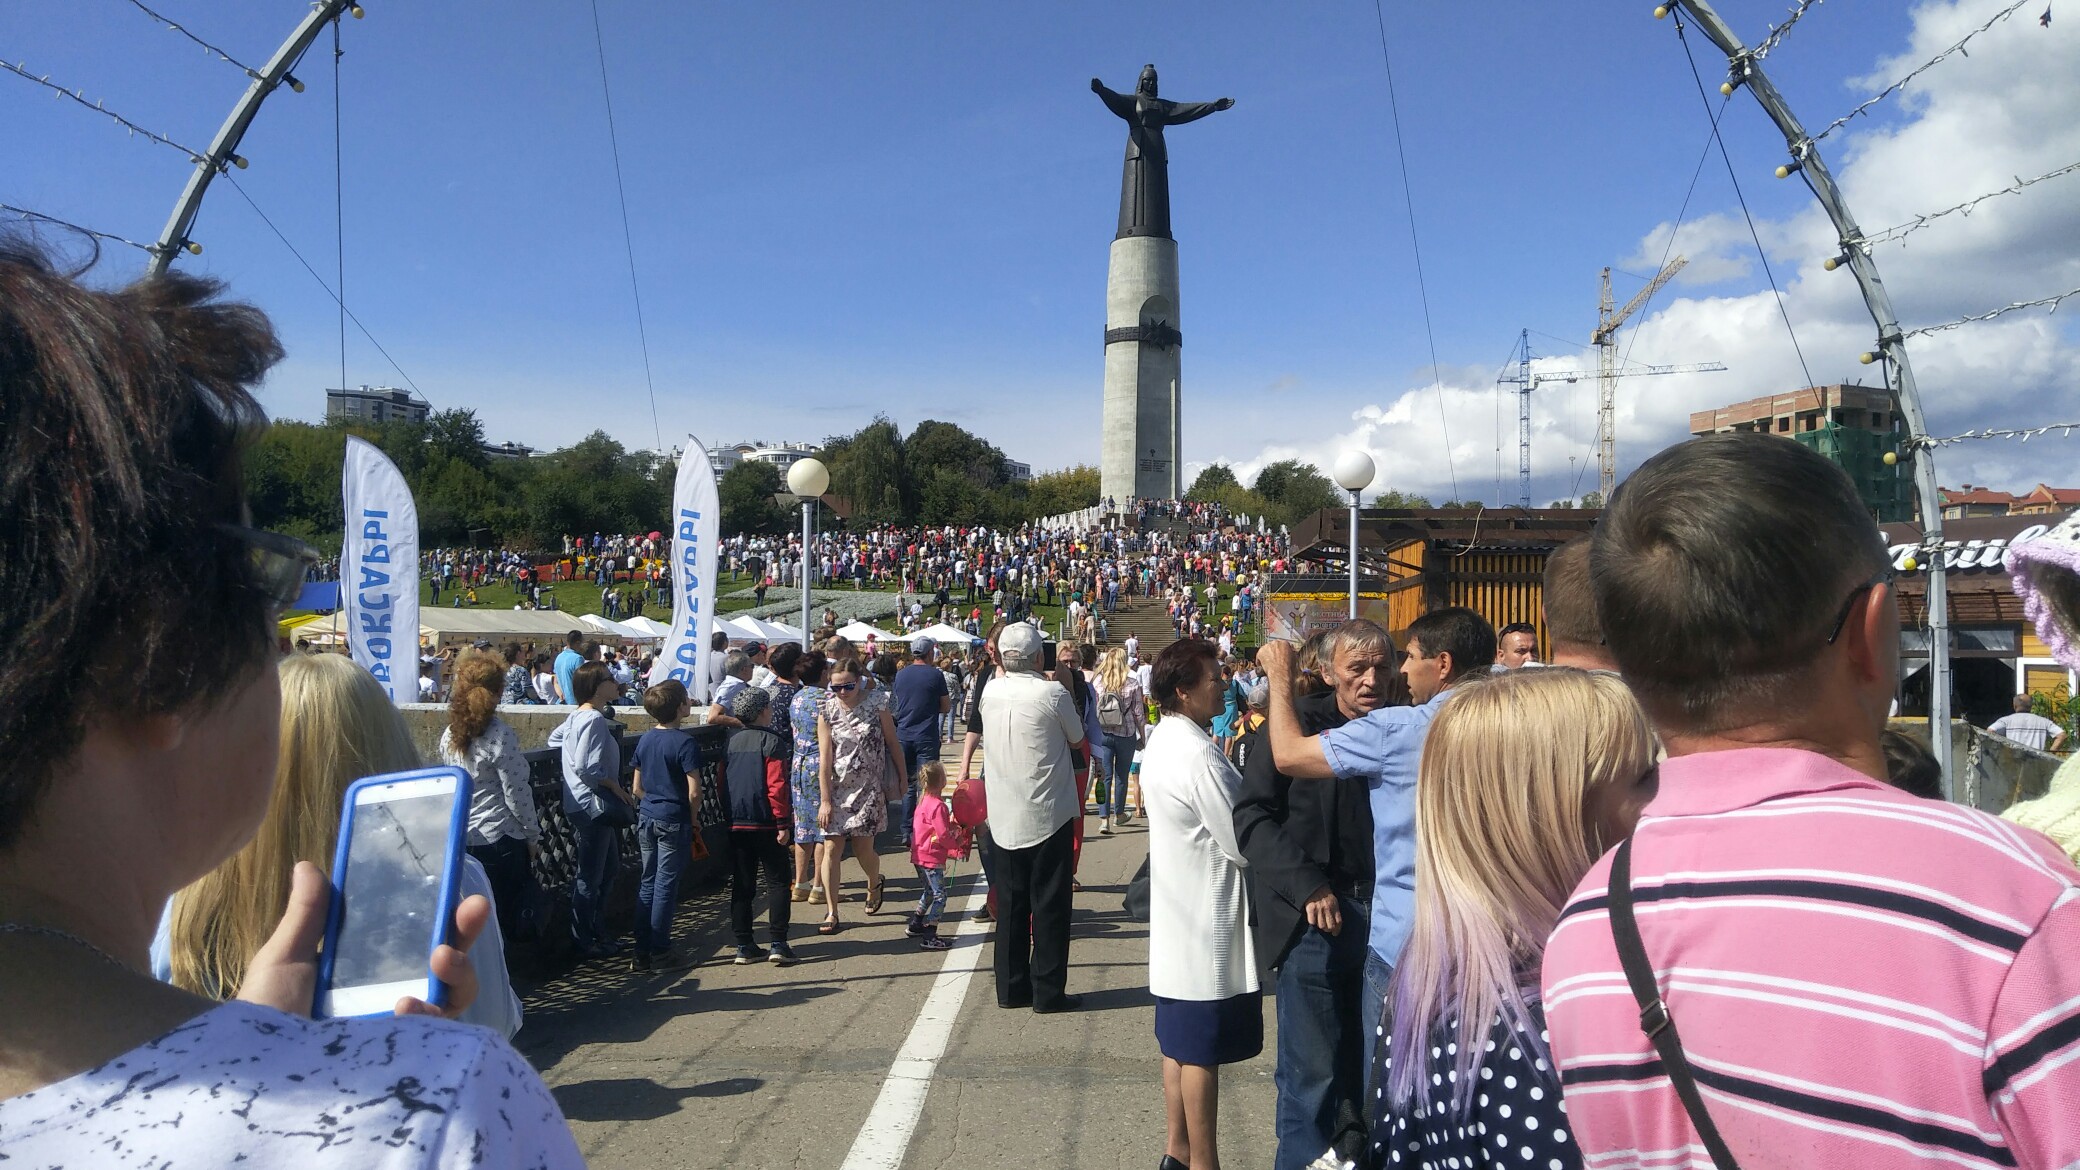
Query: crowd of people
xmin=9 ymin=237 xmax=2080 ymax=1170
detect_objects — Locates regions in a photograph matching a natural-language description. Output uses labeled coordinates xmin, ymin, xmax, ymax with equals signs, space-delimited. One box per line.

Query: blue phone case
xmin=314 ymin=765 xmax=474 ymax=1019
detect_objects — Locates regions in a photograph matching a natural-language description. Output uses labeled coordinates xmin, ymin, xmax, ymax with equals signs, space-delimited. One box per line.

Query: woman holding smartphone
xmin=0 ymin=240 xmax=580 ymax=1164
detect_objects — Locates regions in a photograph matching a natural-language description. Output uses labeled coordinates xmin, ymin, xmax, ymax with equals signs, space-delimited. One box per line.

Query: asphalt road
xmin=515 ymin=817 xmax=1280 ymax=1170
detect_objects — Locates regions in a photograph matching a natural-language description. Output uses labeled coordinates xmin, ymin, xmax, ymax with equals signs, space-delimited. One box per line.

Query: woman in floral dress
xmin=787 ymin=651 xmax=829 ymax=904
xmin=815 ymin=659 xmax=906 ymax=933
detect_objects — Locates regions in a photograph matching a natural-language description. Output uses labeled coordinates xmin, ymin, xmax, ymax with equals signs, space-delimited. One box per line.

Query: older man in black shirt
xmin=1233 ymin=619 xmax=1399 ymax=1170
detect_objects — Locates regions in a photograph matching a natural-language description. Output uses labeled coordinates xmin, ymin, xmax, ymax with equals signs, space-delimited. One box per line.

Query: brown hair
xmin=1152 ymin=639 xmax=1221 ymax=713
xmin=1592 ymin=433 xmax=1887 ymax=732
xmin=0 ymin=238 xmax=283 ymax=849
xmin=572 ymin=661 xmax=613 ymax=706
xmin=1542 ymin=537 xmax=1601 ymax=649
xmin=796 ymin=650 xmax=830 ymax=687
xmin=643 ymin=678 xmax=690 ymax=723
xmin=446 ymin=652 xmax=503 ymax=752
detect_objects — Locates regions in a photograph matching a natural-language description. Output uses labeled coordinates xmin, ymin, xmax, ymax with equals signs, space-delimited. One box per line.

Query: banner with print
xmin=650 ymin=436 xmax=720 ymax=701
xmin=342 ymin=436 xmax=421 ymax=703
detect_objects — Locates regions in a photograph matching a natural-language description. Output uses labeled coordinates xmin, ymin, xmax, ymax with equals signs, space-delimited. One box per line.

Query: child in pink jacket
xmin=907 ymin=763 xmax=956 ymax=950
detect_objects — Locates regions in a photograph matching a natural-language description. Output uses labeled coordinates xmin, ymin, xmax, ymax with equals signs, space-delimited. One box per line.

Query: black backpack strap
xmin=1607 ymin=836 xmax=1743 ymax=1170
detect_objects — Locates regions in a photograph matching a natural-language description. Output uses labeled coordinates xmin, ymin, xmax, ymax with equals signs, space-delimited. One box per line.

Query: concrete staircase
xmin=1101 ymin=598 xmax=1179 ymax=659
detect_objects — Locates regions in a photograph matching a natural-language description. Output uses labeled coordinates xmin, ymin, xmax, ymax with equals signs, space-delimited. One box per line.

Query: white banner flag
xmin=651 ymin=436 xmax=720 ymax=701
xmin=342 ymin=436 xmax=420 ymax=704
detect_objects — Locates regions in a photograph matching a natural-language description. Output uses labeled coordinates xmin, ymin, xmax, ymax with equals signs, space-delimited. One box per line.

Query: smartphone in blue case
xmin=315 ymin=765 xmax=473 ymax=1019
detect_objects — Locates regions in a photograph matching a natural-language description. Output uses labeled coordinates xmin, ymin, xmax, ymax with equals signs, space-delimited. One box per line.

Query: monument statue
xmin=1092 ymin=65 xmax=1233 ymax=503
xmin=1091 ymin=65 xmax=1235 ymax=240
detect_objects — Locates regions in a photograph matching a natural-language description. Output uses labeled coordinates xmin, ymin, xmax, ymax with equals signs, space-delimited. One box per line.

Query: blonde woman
xmin=159 ymin=653 xmax=523 ymax=1039
xmin=815 ymin=659 xmax=906 ymax=932
xmin=1372 ymin=668 xmax=1656 ymax=1170
xmin=1092 ymin=646 xmax=1146 ymax=832
xmin=441 ymin=652 xmax=542 ymax=945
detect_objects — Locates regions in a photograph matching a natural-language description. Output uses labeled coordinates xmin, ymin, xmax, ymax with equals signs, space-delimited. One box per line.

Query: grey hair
xmin=1323 ymin=618 xmax=1394 ymax=665
xmin=723 ymin=649 xmax=753 ymax=678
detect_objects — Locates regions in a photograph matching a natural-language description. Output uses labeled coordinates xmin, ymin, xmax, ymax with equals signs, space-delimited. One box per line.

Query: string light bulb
xmin=231 ymin=154 xmax=249 ymax=170
xmin=350 ymin=4 xmax=365 ymax=17
xmin=1859 ymin=351 xmax=1879 ymax=364
xmin=1901 ymin=555 xmax=1918 ymax=571
xmin=183 ymin=240 xmax=202 ymax=255
xmin=1823 ymin=252 xmax=1852 ymax=271
xmin=284 ymin=74 xmax=305 ymax=93
xmin=1654 ymin=4 xmax=1672 ymax=17
xmin=1883 ymin=450 xmax=1899 ymax=465
xmin=1775 ymin=158 xmax=1804 ymax=179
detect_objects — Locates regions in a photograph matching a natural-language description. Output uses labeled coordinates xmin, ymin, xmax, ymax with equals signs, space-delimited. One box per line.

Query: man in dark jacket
xmin=1234 ymin=619 xmax=1396 ymax=1170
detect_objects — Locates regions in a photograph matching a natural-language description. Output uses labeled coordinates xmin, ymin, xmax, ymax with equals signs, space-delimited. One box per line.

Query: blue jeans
xmin=1361 ymin=948 xmax=1395 ymax=1103
xmin=1273 ymin=898 xmax=1372 ymax=1170
xmin=900 ymin=738 xmax=938 ymax=842
xmin=1102 ymin=734 xmax=1138 ymax=816
xmin=635 ymin=817 xmax=690 ymax=954
xmin=567 ymin=806 xmax=622 ymax=949
xmin=915 ymin=865 xmax=947 ymax=925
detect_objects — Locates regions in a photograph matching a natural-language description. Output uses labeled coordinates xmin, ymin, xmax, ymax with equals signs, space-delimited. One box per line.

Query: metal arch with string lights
xmin=1654 ymin=0 xmax=1964 ymax=790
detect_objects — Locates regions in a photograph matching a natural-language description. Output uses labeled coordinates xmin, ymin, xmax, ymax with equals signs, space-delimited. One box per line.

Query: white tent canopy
xmin=621 ymin=615 xmax=672 ymax=639
xmin=739 ymin=615 xmax=801 ymax=642
xmin=834 ymin=620 xmax=900 ymax=643
xmin=580 ymin=613 xmax=653 ymax=640
xmin=912 ymin=623 xmax=981 ymax=648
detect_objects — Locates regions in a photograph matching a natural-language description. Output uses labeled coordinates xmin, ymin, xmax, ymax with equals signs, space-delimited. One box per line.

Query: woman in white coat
xmin=1141 ymin=637 xmax=1260 ymax=1170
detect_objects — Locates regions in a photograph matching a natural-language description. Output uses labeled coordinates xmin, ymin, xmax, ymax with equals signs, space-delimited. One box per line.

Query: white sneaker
xmin=1099 ymin=817 xmax=1113 ymax=835
xmin=1304 ymin=1152 xmax=1350 ymax=1170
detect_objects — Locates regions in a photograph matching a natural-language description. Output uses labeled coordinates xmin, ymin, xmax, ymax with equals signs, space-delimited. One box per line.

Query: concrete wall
xmin=1101 ymin=234 xmax=1182 ymax=502
xmin=1888 ymin=717 xmax=2064 ymax=812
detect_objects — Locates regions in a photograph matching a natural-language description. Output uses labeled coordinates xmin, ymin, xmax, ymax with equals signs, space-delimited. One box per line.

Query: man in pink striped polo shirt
xmin=1542 ymin=433 xmax=2080 ymax=1169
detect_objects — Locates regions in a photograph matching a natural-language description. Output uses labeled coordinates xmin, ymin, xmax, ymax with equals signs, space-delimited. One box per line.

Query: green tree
xmin=826 ymin=416 xmax=909 ymax=525
xmin=1372 ymin=489 xmax=1434 ymax=509
xmin=1022 ymin=465 xmax=1102 ymax=518
xmin=1187 ymin=463 xmax=1241 ymax=501
xmin=1252 ymin=459 xmax=1341 ymax=525
xmin=425 ymin=408 xmax=488 ymax=470
xmin=719 ymin=461 xmax=790 ymax=535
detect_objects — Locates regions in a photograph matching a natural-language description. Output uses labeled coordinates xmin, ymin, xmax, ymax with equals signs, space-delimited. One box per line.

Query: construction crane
xmin=1591 ymin=259 xmax=1723 ymax=500
xmin=1497 ymin=295 xmax=1727 ymax=507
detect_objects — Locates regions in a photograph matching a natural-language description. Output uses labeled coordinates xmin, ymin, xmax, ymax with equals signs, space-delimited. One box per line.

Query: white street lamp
xmin=786 ymin=457 xmax=830 ymax=648
xmin=1332 ymin=451 xmax=1376 ymax=620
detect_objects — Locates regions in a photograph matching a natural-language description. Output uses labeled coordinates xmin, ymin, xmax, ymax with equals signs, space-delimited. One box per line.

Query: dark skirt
xmin=1154 ymin=990 xmax=1264 ymax=1066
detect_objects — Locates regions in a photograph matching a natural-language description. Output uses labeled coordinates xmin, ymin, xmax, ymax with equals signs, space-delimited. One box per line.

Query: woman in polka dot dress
xmin=1370 ymin=669 xmax=1657 ymax=1170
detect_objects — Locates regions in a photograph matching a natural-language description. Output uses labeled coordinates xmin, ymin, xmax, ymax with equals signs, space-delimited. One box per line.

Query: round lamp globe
xmin=787 ymin=457 xmax=830 ymax=499
xmin=1332 ymin=450 xmax=1376 ymax=493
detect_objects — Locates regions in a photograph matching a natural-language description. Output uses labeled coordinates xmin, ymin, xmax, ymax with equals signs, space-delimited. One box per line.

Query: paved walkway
xmin=515 ymin=819 xmax=1279 ymax=1170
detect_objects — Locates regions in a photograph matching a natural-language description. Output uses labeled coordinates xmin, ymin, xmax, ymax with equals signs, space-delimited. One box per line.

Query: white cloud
xmin=1219 ymin=0 xmax=2080 ymax=503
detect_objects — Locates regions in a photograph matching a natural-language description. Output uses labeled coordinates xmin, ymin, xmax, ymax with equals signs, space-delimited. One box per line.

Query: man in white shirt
xmin=978 ymin=623 xmax=1086 ymax=1013
xmin=1990 ymin=693 xmax=2069 ymax=752
xmin=1125 ymin=632 xmax=1140 ymax=663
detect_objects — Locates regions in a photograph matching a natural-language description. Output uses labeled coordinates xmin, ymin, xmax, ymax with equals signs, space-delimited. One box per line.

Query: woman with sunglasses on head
xmin=815 ymin=660 xmax=906 ymax=933
xmin=1371 ymin=668 xmax=1656 ymax=1170
xmin=0 ymin=240 xmax=579 ymax=1164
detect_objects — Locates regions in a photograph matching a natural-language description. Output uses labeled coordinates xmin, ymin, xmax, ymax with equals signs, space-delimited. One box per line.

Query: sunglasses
xmin=829 ymin=682 xmax=859 ymax=694
xmin=219 ymin=524 xmax=321 ymax=610
xmin=1825 ymin=568 xmax=1897 ymax=645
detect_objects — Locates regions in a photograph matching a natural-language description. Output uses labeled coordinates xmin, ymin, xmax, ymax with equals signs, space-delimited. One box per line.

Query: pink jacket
xmin=911 ymin=793 xmax=955 ymax=869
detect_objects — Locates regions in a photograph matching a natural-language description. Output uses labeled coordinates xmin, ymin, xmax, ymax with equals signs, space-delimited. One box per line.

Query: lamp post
xmin=786 ymin=458 xmax=830 ymax=650
xmin=1332 ymin=451 xmax=1376 ymax=620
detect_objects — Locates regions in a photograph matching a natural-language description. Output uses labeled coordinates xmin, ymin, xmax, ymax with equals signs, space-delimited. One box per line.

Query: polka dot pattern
xmin=1368 ymin=1007 xmax=1579 ymax=1170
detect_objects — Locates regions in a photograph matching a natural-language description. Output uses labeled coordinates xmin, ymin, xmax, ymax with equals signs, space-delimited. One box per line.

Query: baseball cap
xmin=727 ymin=685 xmax=771 ymax=722
xmin=998 ymin=622 xmax=1044 ymax=667
xmin=742 ymin=640 xmax=765 ymax=655
xmin=911 ymin=635 xmax=936 ymax=654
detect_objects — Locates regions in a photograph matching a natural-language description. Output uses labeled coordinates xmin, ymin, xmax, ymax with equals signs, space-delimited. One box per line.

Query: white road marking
xmin=837 ymin=877 xmax=990 ymax=1170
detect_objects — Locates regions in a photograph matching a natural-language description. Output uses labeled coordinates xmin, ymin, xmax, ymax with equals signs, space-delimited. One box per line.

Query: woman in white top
xmin=0 ymin=241 xmax=577 ymax=1166
xmin=1141 ymin=638 xmax=1260 ymax=1170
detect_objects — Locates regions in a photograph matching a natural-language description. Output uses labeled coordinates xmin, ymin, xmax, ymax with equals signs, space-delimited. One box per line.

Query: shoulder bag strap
xmin=1608 ymin=836 xmax=1743 ymax=1170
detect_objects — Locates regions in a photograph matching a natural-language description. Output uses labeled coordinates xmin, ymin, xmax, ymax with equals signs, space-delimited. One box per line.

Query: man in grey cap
xmin=891 ymin=636 xmax=951 ymax=845
xmin=979 ymin=622 xmax=1086 ymax=1013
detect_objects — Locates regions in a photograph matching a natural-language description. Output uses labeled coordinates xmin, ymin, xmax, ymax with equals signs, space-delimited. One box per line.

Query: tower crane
xmin=1592 ymin=258 xmax=1721 ymax=500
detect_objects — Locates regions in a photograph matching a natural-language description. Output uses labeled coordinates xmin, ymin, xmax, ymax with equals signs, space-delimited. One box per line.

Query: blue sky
xmin=8 ymin=1 xmax=2076 ymax=504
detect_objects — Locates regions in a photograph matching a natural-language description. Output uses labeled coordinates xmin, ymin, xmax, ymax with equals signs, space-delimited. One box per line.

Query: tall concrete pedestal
xmin=1101 ymin=235 xmax=1183 ymax=503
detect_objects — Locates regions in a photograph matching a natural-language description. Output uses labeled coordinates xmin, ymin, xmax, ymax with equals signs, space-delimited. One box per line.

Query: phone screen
xmin=325 ymin=778 xmax=458 ymax=1015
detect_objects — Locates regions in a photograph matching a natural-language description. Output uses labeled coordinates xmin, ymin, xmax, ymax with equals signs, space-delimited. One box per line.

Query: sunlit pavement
xmin=517 ymin=814 xmax=1280 ymax=1170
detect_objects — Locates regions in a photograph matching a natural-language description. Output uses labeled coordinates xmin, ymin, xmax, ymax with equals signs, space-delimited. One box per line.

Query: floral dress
xmin=789 ymin=685 xmax=828 ymax=845
xmin=823 ymin=692 xmax=891 ymax=838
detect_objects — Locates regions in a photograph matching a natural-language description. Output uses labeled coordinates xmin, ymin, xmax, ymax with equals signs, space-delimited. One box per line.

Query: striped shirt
xmin=1541 ymin=748 xmax=2080 ymax=1170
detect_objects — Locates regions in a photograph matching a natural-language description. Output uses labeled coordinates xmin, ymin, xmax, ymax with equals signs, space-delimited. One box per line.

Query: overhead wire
xmin=1 ymin=58 xmax=208 ymax=162
xmin=221 ymin=172 xmax=429 ymax=403
xmin=1569 ymin=91 xmax=1731 ymax=501
xmin=0 ymin=203 xmax=154 ymax=253
xmin=1753 ymin=0 xmax=1826 ymax=60
xmin=122 ymin=0 xmax=260 ymax=75
xmin=332 ymin=17 xmax=348 ymax=405
xmin=1813 ymin=0 xmax=2033 ymax=141
xmin=587 ymin=0 xmax=666 ymax=453
xmin=1371 ymin=0 xmax=1458 ymax=502
xmin=1928 ymin=422 xmax=2080 ymax=445
xmin=1856 ymin=159 xmax=2080 ymax=247
xmin=1903 ymin=286 xmax=2080 ymax=337
xmin=1676 ymin=14 xmax=1815 ymax=387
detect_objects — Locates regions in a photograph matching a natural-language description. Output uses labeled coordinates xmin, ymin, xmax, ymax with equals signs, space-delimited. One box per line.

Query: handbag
xmin=1607 ymin=836 xmax=1743 ymax=1170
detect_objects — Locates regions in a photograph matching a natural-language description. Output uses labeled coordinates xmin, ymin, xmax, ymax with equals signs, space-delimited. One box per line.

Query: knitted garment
xmin=2011 ymin=510 xmax=2080 ymax=671
xmin=2004 ymin=752 xmax=2080 ymax=866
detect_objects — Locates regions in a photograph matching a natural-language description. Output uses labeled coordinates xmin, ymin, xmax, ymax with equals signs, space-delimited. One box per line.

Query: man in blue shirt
xmin=891 ymin=637 xmax=951 ymax=845
xmin=553 ymin=630 xmax=587 ymax=705
xmin=1257 ymin=606 xmax=1495 ymax=1079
